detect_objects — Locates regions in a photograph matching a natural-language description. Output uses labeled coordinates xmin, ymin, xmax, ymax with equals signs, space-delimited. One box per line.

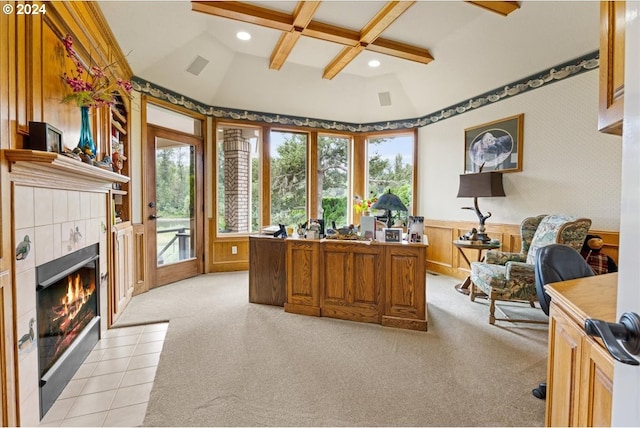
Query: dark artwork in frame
xmin=28 ymin=122 xmax=63 ymax=153
xmin=464 ymin=113 xmax=523 ymax=173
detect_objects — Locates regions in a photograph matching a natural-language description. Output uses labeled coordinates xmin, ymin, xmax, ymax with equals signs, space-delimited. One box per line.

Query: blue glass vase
xmin=77 ymin=106 xmax=96 ymax=157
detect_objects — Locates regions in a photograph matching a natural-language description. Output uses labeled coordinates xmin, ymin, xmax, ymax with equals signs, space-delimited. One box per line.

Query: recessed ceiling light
xmin=237 ymin=31 xmax=251 ymax=41
xmin=368 ymin=59 xmax=381 ymax=68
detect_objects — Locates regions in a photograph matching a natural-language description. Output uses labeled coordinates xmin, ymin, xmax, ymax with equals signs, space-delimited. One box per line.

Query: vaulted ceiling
xmin=98 ymin=1 xmax=600 ymax=123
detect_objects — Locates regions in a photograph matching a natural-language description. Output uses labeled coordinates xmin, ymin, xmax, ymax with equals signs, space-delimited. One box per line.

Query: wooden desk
xmin=284 ymin=238 xmax=429 ymax=331
xmin=544 ymin=273 xmax=617 ymax=427
xmin=452 ymin=240 xmax=500 ymax=295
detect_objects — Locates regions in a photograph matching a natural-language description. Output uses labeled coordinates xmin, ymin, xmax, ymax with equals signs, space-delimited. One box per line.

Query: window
xmin=216 ymin=124 xmax=261 ymax=234
xmin=270 ymin=130 xmax=308 ymax=228
xmin=366 ymin=133 xmax=414 ymax=222
xmin=318 ymin=134 xmax=351 ymax=228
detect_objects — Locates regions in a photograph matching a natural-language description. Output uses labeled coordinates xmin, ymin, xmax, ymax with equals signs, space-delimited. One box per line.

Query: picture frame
xmin=464 ymin=113 xmax=523 ymax=173
xmin=28 ymin=122 xmax=63 ymax=153
xmin=407 ymin=216 xmax=424 ymax=243
xmin=383 ymin=228 xmax=403 ymax=243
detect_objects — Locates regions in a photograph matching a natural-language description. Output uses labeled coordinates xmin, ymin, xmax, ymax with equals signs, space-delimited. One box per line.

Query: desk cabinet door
xmin=578 ymin=336 xmax=613 ymax=427
xmin=382 ymin=245 xmax=427 ymax=331
xmin=322 ymin=242 xmax=383 ymax=323
xmin=285 ymin=240 xmax=320 ymax=316
xmin=546 ymin=305 xmax=583 ymax=427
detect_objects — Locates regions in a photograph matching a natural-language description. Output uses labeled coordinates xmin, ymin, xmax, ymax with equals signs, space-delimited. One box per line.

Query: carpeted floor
xmin=114 ymin=271 xmax=549 ymax=427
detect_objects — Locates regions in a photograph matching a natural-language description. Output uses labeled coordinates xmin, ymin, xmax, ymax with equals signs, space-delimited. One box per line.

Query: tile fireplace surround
xmin=6 ymin=150 xmax=128 ymax=426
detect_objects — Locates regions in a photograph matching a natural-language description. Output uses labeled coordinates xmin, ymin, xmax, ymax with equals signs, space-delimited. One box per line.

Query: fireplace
xmin=36 ymin=243 xmax=100 ymax=418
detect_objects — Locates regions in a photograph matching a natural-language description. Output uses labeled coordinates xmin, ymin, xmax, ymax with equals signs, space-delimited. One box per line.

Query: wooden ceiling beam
xmin=369 ymin=38 xmax=434 ymax=64
xmin=192 ymin=0 xmax=432 ymax=78
xmin=323 ymin=1 xmax=415 ymax=79
xmin=191 ymin=1 xmax=294 ymax=31
xmin=466 ymin=1 xmax=520 ymax=16
xmin=270 ymin=1 xmax=321 ymax=70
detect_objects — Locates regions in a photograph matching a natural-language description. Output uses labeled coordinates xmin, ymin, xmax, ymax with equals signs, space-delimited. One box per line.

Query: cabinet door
xmin=598 ymin=0 xmax=625 ymax=135
xmin=382 ymin=245 xmax=427 ymax=331
xmin=111 ymin=225 xmax=134 ymax=324
xmin=285 ymin=240 xmax=320 ymax=316
xmin=321 ymin=242 xmax=383 ymax=323
xmin=578 ymin=337 xmax=613 ymax=427
xmin=546 ymin=305 xmax=583 ymax=427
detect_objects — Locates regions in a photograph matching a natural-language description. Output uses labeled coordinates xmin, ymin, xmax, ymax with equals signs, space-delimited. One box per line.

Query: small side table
xmin=452 ymin=240 xmax=501 ymax=295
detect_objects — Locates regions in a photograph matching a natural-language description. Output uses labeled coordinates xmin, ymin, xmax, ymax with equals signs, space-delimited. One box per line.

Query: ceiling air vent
xmin=186 ymin=55 xmax=210 ymax=76
xmin=378 ymin=91 xmax=392 ymax=107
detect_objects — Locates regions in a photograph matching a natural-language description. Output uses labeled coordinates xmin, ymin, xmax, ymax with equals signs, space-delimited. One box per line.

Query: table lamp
xmin=456 ymin=171 xmax=505 ymax=242
xmin=370 ymin=189 xmax=408 ymax=228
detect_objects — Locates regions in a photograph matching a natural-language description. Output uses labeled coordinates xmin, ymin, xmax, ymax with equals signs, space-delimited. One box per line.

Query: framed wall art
xmin=464 ymin=113 xmax=523 ymax=173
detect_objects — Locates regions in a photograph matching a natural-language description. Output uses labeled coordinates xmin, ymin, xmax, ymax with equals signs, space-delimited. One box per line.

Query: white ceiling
xmin=99 ymin=1 xmax=600 ymax=123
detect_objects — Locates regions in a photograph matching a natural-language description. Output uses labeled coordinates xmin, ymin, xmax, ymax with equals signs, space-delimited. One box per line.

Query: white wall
xmin=417 ymin=70 xmax=622 ymax=231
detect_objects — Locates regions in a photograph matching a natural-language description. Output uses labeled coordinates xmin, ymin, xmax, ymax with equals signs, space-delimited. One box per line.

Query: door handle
xmin=149 ymin=214 xmax=161 ymax=220
xmin=584 ymin=312 xmax=640 ymax=366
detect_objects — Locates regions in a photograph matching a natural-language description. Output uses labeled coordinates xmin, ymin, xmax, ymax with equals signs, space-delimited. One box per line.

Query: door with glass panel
xmin=146 ymin=125 xmax=203 ymax=288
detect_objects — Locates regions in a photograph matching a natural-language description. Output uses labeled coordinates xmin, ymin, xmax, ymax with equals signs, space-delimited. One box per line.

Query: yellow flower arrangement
xmin=354 ymin=193 xmax=378 ymax=214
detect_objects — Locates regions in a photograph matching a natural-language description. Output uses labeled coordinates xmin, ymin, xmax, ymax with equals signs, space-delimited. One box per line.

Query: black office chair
xmin=532 ymin=244 xmax=594 ymax=400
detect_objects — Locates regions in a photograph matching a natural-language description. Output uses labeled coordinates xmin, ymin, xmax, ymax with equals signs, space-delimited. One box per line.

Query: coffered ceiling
xmin=98 ymin=1 xmax=600 ymax=123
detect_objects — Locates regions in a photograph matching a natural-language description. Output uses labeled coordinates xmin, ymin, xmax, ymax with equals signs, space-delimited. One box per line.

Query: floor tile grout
xmin=39 ymin=322 xmax=167 ymax=427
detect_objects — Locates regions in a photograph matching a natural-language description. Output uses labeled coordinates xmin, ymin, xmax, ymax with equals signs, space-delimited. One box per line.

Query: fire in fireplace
xmin=36 ymin=243 xmax=100 ymax=419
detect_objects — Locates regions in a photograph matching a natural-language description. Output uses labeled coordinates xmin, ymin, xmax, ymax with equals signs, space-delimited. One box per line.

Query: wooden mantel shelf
xmin=3 ymin=149 xmax=129 ymax=192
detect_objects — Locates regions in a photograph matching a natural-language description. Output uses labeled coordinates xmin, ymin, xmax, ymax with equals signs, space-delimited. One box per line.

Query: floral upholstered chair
xmin=469 ymin=214 xmax=592 ymax=325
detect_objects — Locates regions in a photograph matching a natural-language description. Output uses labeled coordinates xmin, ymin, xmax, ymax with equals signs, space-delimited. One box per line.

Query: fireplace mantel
xmin=4 ymin=149 xmax=129 ymax=191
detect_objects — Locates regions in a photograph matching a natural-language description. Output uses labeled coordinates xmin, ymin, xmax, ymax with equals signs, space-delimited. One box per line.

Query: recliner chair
xmin=531 ymin=244 xmax=594 ymax=399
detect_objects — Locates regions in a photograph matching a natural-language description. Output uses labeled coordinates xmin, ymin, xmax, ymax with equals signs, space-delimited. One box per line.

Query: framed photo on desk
xmin=383 ymin=228 xmax=402 ymax=243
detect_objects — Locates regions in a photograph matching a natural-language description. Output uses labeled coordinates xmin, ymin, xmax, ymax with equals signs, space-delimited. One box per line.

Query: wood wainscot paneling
xmin=424 ymin=219 xmax=619 ymax=280
xmin=211 ymin=238 xmax=249 ymax=272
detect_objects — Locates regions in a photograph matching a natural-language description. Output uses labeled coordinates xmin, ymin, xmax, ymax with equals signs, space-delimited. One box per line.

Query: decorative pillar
xmin=223 ymin=129 xmax=251 ymax=232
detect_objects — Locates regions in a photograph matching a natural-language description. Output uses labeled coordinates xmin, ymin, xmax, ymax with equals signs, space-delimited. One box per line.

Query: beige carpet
xmin=114 ymin=271 xmax=549 ymax=427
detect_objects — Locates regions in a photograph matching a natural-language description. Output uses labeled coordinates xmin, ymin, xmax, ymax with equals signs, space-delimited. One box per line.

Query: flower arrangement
xmin=61 ymin=35 xmax=132 ymax=108
xmin=354 ymin=193 xmax=378 ymax=214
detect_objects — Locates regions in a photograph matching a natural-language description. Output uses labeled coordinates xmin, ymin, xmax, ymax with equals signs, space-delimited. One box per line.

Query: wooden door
xmin=145 ymin=125 xmax=204 ymax=288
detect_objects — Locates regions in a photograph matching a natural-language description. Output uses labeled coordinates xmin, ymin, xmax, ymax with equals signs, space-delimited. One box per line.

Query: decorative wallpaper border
xmin=131 ymin=50 xmax=599 ymax=133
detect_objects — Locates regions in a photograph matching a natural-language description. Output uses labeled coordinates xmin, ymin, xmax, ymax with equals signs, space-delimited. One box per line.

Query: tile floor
xmin=38 ymin=322 xmax=168 ymax=427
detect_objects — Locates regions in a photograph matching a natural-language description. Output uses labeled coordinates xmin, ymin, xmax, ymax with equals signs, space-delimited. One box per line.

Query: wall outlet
xmin=231 ymin=246 xmax=237 ymax=255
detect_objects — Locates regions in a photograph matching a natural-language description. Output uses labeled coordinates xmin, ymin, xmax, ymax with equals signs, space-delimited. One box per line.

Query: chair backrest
xmin=535 ymin=244 xmax=594 ymax=315
xmin=519 ymin=214 xmax=547 ymax=256
xmin=525 ymin=215 xmax=592 ymax=265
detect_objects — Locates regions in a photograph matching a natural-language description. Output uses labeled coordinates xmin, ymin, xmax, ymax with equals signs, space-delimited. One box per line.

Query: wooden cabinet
xmin=110 ymin=222 xmax=134 ymax=325
xmin=249 ymin=236 xmax=287 ymax=306
xmin=280 ymin=239 xmax=428 ymax=331
xmin=599 ymin=0 xmax=625 ymax=135
xmin=545 ymin=274 xmax=616 ymax=427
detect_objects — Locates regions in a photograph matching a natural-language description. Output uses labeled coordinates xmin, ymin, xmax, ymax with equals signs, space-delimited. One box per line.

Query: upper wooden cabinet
xmin=598 ymin=1 xmax=625 ymax=135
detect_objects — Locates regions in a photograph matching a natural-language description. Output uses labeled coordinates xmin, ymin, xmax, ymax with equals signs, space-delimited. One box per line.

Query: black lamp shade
xmin=370 ymin=190 xmax=408 ymax=212
xmin=456 ymin=172 xmax=505 ymax=198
